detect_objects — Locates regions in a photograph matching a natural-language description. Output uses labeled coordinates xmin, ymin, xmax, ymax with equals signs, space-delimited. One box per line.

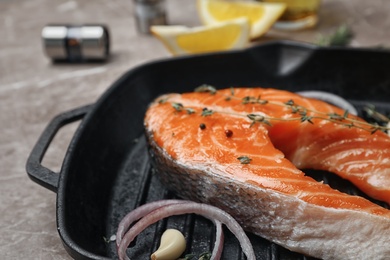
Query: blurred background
xmin=1 ymin=0 xmax=389 ymax=259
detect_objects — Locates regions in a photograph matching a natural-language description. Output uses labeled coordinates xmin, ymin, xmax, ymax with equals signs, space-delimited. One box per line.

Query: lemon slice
xmin=151 ymin=17 xmax=250 ymax=56
xmin=197 ymin=0 xmax=286 ymax=39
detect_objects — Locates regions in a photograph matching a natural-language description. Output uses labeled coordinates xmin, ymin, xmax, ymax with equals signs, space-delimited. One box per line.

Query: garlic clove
xmin=151 ymin=229 xmax=186 ymax=260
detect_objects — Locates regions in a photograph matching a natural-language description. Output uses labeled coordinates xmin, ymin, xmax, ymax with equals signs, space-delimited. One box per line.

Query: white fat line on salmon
xmin=260 ymin=92 xmax=335 ymax=114
xmin=195 ymin=125 xmax=269 ymax=154
xmin=334 ymin=159 xmax=390 ymax=173
xmin=322 ymin=102 xmax=337 ymax=114
xmin=226 ymin=164 xmax=302 ymax=175
xmin=324 ymin=148 xmax=389 ymax=162
xmin=260 ymin=93 xmax=301 ymax=101
xmin=210 ymin=106 xmax=270 ymax=119
xmin=177 ymin=158 xmax=301 ymax=174
xmin=317 ymin=138 xmax=387 ymax=152
xmin=202 ymin=133 xmax=286 ymax=162
xmin=327 ymin=148 xmax=377 ymax=159
xmin=190 ymin=162 xmax=302 ymax=177
xmin=208 ymin=135 xmax=240 ymax=154
xmin=208 ymin=125 xmax=271 ymax=148
xmin=300 ymin=96 xmax=319 ymax=111
xmin=292 ymin=192 xmax=390 ymax=214
xmin=202 ymin=93 xmax=228 ymax=105
xmin=256 ymin=93 xmax=317 ymax=109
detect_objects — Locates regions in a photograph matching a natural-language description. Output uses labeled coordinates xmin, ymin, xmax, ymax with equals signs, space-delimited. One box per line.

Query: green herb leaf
xmin=242 ymin=95 xmax=268 ymax=105
xmin=179 ymin=254 xmax=196 ymax=260
xmin=370 ymin=125 xmax=380 ymax=134
xmin=102 ymin=235 xmax=115 ymax=244
xmin=185 ymin=107 xmax=195 ymax=114
xmin=291 ymin=106 xmax=299 ymax=113
xmin=242 ymin=96 xmax=251 ymax=104
xmin=237 ymin=156 xmax=252 ymax=164
xmin=171 ymin=103 xmax=194 ymax=114
xmin=284 ymin=99 xmax=295 ymax=106
xmin=194 ymin=84 xmax=217 ymax=95
xmin=343 ymin=110 xmax=349 ymax=118
xmin=301 ymin=115 xmax=314 ymax=124
xmin=328 ymin=112 xmax=344 ymax=120
xmin=158 ymin=97 xmax=168 ymax=104
xmin=247 ymin=113 xmax=272 ymax=127
xmin=247 ymin=113 xmax=264 ymax=121
xmin=102 ymin=236 xmax=110 ymax=244
xmin=198 ymin=252 xmax=211 ymax=260
xmin=201 ymin=108 xmax=214 ymax=117
xmin=363 ymin=105 xmax=390 ymax=123
xmin=172 ymin=102 xmax=184 ymax=112
xmin=315 ymin=24 xmax=354 ymax=47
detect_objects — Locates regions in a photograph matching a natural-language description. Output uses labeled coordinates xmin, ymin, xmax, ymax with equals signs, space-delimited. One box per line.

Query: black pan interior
xmin=57 ymin=41 xmax=390 ymax=259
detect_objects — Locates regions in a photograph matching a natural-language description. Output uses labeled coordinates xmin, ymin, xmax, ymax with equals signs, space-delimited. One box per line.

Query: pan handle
xmin=26 ymin=104 xmax=92 ymax=193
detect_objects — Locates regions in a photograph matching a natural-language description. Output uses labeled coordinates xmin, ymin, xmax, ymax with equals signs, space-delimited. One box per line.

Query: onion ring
xmin=211 ymin=219 xmax=224 ymax=260
xmin=116 ymin=200 xmax=225 ymax=260
xmin=117 ymin=201 xmax=254 ymax=260
xmin=297 ymin=90 xmax=358 ymax=115
xmin=116 ymin=200 xmax=186 ymax=247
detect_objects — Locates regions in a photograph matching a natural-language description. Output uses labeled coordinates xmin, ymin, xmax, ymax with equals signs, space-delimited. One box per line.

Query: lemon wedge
xmin=197 ymin=0 xmax=286 ymax=39
xmin=151 ymin=17 xmax=250 ymax=56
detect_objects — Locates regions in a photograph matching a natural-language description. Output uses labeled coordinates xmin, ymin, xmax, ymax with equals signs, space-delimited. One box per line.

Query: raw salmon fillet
xmin=144 ymin=87 xmax=390 ymax=259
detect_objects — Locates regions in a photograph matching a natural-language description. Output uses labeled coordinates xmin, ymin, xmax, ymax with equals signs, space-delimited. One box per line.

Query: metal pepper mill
xmin=42 ymin=25 xmax=110 ymax=62
xmin=134 ymin=0 xmax=167 ymax=34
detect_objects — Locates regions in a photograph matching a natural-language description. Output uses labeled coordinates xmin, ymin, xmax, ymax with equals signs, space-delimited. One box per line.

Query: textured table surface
xmin=1 ymin=0 xmax=389 ymax=259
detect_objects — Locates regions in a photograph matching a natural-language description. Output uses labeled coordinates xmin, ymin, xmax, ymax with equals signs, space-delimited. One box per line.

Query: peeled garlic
xmin=151 ymin=229 xmax=186 ymax=260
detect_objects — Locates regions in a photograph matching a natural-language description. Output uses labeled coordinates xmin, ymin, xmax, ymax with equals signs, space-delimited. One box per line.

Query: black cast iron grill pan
xmin=26 ymin=41 xmax=390 ymax=259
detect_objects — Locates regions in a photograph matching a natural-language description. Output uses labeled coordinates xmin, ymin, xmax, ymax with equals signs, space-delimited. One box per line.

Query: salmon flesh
xmin=144 ymin=87 xmax=390 ymax=259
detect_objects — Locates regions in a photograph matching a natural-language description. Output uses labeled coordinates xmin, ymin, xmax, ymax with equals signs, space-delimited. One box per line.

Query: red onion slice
xmin=116 ymin=200 xmax=185 ymax=247
xmin=117 ymin=201 xmax=255 ymax=260
xmin=297 ymin=90 xmax=358 ymax=115
xmin=210 ymin=219 xmax=224 ymax=260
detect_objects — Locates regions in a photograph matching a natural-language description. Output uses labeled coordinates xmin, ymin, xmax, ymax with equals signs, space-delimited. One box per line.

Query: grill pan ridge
xmin=26 ymin=41 xmax=390 ymax=259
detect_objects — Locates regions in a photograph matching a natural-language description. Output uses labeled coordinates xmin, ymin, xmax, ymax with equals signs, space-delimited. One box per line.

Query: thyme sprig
xmin=237 ymin=156 xmax=252 ymax=164
xmin=363 ymin=105 xmax=390 ymax=123
xmin=247 ymin=114 xmax=272 ymax=127
xmin=315 ymin=24 xmax=354 ymax=47
xmin=218 ymin=92 xmax=390 ymax=133
xmin=363 ymin=105 xmax=390 ymax=134
xmin=198 ymin=252 xmax=211 ymax=260
xmin=172 ymin=102 xmax=195 ymax=114
xmin=201 ymin=107 xmax=214 ymax=117
xmin=165 ymin=89 xmax=390 ymax=134
xmin=179 ymin=252 xmax=211 ymax=260
xmin=194 ymin=84 xmax=217 ymax=95
xmin=242 ymin=95 xmax=268 ymax=105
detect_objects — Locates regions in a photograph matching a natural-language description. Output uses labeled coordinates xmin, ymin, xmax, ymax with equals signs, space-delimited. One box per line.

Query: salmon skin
xmin=144 ymin=87 xmax=390 ymax=260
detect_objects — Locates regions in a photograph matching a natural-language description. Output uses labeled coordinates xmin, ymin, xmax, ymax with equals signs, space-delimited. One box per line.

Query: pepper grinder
xmin=134 ymin=0 xmax=167 ymax=34
xmin=42 ymin=25 xmax=110 ymax=62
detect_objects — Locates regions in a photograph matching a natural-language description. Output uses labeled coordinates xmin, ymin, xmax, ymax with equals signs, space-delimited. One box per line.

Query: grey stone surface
xmin=1 ymin=0 xmax=389 ymax=259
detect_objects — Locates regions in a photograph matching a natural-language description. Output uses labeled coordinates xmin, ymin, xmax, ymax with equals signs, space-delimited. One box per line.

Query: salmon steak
xmin=144 ymin=87 xmax=390 ymax=259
